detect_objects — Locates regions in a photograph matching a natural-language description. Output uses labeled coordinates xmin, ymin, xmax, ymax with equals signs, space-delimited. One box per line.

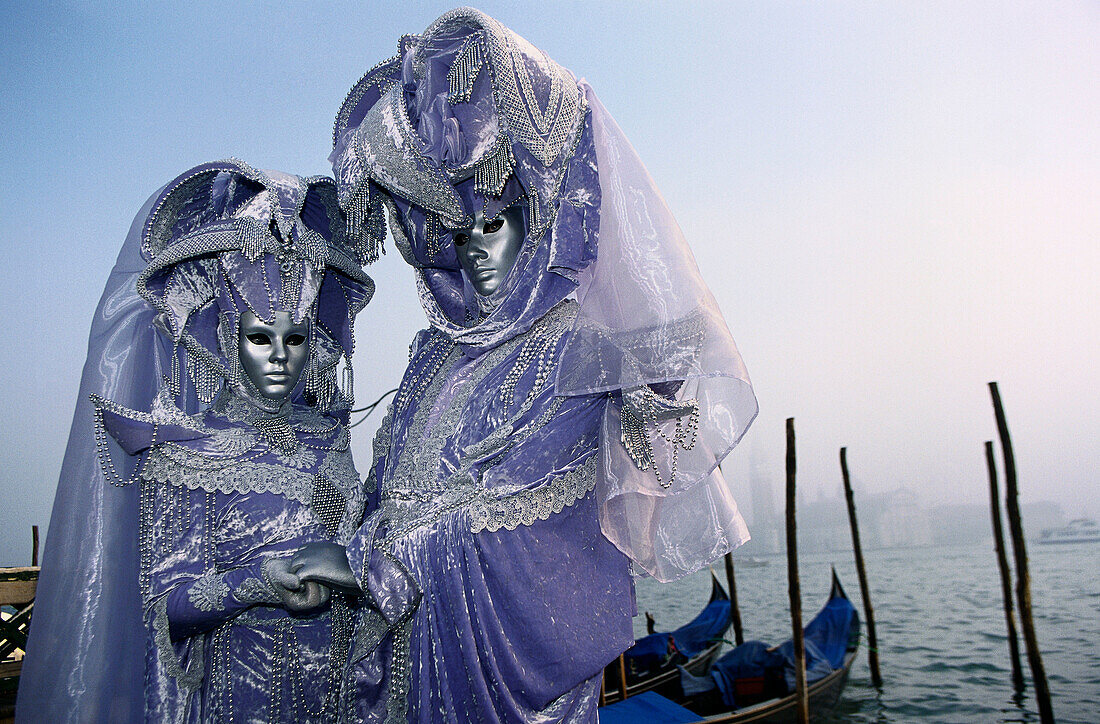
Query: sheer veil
xmin=17 ymin=189 xmax=170 ymax=721
xmin=558 ymin=87 xmax=758 ymax=581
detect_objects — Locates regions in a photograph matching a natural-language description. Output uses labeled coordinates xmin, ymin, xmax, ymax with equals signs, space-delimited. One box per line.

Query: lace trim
xmin=188 ymin=570 xmax=230 ymax=612
xmin=468 ymin=455 xmax=596 ymax=533
xmin=142 ymin=448 xmax=356 ymax=506
xmin=150 ymin=597 xmax=204 ymax=691
xmin=233 ymin=576 xmax=281 ymax=606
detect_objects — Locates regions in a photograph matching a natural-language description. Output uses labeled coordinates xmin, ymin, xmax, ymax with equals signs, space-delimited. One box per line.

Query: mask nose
xmin=270 ymin=337 xmax=288 ymax=364
xmin=468 ymin=239 xmax=489 ymax=260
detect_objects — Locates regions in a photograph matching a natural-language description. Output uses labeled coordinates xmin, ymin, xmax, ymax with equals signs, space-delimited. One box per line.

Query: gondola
xmin=601 ymin=574 xmax=732 ymax=705
xmin=600 ymin=571 xmax=860 ymax=723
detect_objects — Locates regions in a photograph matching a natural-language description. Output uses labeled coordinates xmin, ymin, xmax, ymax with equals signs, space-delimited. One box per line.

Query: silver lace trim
xmin=150 ymin=596 xmax=204 ymax=692
xmin=187 ymin=570 xmax=230 ymax=612
xmin=142 ymin=447 xmax=358 ymax=507
xmin=468 ymin=455 xmax=596 ymax=533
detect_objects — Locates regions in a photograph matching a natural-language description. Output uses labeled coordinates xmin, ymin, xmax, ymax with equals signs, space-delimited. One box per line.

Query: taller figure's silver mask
xmin=453 ymin=205 xmax=524 ymax=297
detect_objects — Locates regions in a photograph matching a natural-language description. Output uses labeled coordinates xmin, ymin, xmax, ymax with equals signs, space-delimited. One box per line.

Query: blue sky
xmin=2 ymin=1 xmax=1097 ymax=562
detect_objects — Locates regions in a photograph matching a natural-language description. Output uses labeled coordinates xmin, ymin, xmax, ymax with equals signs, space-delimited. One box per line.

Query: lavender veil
xmin=332 ymin=7 xmax=757 ymax=582
xmin=17 ymin=189 xmax=162 ymax=722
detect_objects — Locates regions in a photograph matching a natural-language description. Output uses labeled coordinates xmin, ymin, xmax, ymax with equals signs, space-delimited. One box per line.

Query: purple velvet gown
xmin=341 ymin=302 xmax=634 ymax=723
xmin=329 ymin=9 xmax=757 ymax=722
xmin=101 ymin=386 xmax=367 ymax=723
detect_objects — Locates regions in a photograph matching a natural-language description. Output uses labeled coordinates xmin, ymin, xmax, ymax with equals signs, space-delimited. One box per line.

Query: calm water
xmin=632 ymin=542 xmax=1100 ymax=723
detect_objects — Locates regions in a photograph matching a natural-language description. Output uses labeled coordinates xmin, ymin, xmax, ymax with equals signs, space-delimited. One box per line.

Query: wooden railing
xmin=0 ymin=566 xmax=38 ymax=721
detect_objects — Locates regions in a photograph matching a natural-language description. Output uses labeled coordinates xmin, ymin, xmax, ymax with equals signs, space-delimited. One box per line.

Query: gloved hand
xmin=291 ymin=541 xmax=361 ymax=594
xmin=262 ymin=556 xmax=331 ymax=612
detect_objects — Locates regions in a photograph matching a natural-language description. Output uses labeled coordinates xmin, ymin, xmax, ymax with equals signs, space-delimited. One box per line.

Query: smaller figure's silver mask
xmin=453 ymin=205 xmax=524 ymax=297
xmin=238 ymin=311 xmax=310 ymax=400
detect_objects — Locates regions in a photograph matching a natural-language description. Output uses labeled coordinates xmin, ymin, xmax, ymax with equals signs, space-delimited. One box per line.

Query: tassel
xmin=474 ymin=142 xmax=515 ymax=198
xmin=341 ymin=359 xmax=354 ymax=409
xmin=447 ymin=37 xmax=484 ymax=104
xmin=424 ymin=213 xmax=441 ymax=260
xmin=168 ymin=345 xmax=182 ymax=396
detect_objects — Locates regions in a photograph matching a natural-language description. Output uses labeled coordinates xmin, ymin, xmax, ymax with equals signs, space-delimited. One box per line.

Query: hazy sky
xmin=1 ymin=1 xmax=1096 ymax=564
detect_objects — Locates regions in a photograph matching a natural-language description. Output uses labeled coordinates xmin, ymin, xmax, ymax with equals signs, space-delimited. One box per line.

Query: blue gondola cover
xmin=704 ymin=590 xmax=858 ymax=707
xmin=597 ymin=691 xmax=700 ymax=723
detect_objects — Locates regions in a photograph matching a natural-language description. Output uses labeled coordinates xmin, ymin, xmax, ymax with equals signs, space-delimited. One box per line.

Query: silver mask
xmin=454 ymin=205 xmax=525 ymax=297
xmin=238 ymin=311 xmax=310 ymax=400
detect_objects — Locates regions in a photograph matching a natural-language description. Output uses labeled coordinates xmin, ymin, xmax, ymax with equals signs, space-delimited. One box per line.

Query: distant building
xmin=731 ymin=461 xmax=1067 ymax=553
xmin=930 ymin=501 xmax=1068 ymax=546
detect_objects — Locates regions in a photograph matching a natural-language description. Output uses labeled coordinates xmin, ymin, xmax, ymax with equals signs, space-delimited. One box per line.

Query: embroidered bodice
xmin=100 ymin=388 xmax=367 ymax=722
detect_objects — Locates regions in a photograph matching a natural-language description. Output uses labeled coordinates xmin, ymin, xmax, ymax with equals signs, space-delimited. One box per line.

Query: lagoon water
xmin=632 ymin=542 xmax=1100 ymax=723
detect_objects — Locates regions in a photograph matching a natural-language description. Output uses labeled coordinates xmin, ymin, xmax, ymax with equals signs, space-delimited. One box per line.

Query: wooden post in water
xmin=785 ymin=418 xmax=809 ymax=724
xmin=985 ymin=440 xmax=1025 ymax=692
xmin=618 ymin=652 xmax=628 ymax=700
xmin=839 ymin=447 xmax=883 ymax=688
xmin=723 ymin=552 xmax=745 ymax=646
xmin=31 ymin=525 xmax=39 ymax=567
xmin=989 ymin=382 xmax=1054 ymax=723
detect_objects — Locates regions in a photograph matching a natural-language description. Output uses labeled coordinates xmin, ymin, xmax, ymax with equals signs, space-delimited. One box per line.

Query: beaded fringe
xmin=187 ymin=352 xmax=223 ymax=404
xmin=237 ymin=223 xmax=268 ymax=263
xmin=345 ymin=185 xmax=381 ymax=265
xmin=474 ymin=142 xmax=515 ymax=198
xmin=447 ymin=37 xmax=485 ymax=104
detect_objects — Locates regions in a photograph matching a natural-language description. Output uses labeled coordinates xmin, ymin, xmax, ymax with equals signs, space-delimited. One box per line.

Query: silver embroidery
xmin=233 ymin=576 xmax=281 ymax=606
xmin=380 ymin=303 xmax=579 ymax=544
xmin=414 ymin=9 xmax=585 ymax=167
xmin=188 ymin=571 xmax=230 ymax=612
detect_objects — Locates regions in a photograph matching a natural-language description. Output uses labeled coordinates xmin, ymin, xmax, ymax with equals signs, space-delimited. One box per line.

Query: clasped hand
xmin=263 ymin=542 xmax=359 ymax=613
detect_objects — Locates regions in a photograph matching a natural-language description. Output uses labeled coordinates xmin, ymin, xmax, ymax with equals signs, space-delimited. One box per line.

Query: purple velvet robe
xmin=342 ymin=302 xmax=635 ymax=723
xmin=103 ymin=389 xmax=367 ymax=723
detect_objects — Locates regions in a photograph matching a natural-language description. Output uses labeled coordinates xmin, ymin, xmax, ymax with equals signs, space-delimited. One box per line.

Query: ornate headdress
xmin=137 ymin=159 xmax=375 ymax=411
xmin=331 ymin=7 xmax=599 ymax=352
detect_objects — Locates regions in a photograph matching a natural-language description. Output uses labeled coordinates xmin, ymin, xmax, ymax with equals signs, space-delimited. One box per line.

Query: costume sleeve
xmin=163 ymin=561 xmax=280 ymax=641
xmin=139 ymin=479 xmax=287 ymax=642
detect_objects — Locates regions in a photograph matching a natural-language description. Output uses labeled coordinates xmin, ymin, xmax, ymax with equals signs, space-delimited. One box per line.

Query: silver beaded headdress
xmin=137 ymin=159 xmax=375 ymax=410
xmin=331 ymin=6 xmax=589 ymax=257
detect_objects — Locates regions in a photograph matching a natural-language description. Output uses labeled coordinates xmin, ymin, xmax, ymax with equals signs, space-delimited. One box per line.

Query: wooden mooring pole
xmin=618 ymin=652 xmax=628 ymax=700
xmin=985 ymin=440 xmax=1025 ymax=692
xmin=723 ymin=552 xmax=744 ymax=646
xmin=989 ymin=382 xmax=1054 ymax=723
xmin=31 ymin=525 xmax=39 ymax=567
xmin=839 ymin=447 xmax=883 ymax=688
xmin=785 ymin=418 xmax=809 ymax=724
